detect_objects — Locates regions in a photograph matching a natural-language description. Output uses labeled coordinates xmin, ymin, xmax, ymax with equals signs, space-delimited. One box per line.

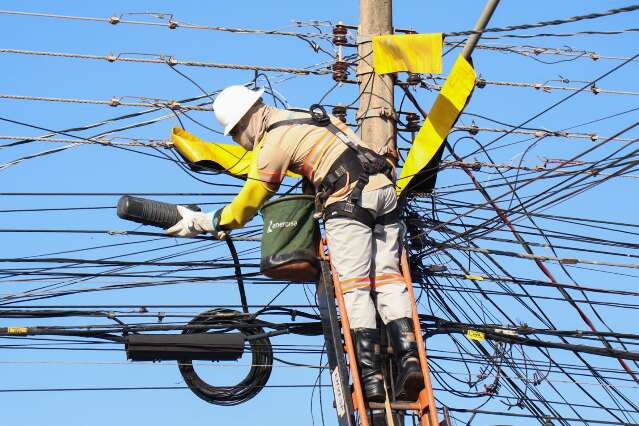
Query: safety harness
xmin=266 ymin=104 xmax=399 ymax=228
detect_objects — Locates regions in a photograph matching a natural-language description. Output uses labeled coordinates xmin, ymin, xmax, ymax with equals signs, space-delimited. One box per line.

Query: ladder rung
xmin=368 ymin=401 xmax=421 ymax=411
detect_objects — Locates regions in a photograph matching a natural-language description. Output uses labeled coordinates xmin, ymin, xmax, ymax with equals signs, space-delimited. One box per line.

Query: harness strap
xmin=323 ymin=202 xmax=401 ymax=229
xmin=376 ymin=206 xmax=401 ymax=226
xmin=323 ymin=201 xmax=375 ymax=228
xmin=266 ymin=118 xmax=317 ymax=133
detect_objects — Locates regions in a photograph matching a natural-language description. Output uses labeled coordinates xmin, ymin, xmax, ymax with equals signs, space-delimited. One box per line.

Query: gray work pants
xmin=325 ymin=185 xmax=413 ymax=329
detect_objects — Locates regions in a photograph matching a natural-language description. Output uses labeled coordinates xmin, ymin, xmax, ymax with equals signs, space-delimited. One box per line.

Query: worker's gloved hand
xmin=166 ymin=206 xmax=227 ymax=239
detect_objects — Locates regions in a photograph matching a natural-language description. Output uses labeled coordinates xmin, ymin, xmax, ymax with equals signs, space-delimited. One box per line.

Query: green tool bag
xmin=260 ymin=195 xmax=320 ymax=282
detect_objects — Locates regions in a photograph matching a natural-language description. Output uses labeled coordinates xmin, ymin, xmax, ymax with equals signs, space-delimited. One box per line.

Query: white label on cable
xmin=331 ymin=367 xmax=346 ymax=417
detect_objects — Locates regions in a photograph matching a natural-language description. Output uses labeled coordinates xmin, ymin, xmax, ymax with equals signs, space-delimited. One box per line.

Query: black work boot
xmin=352 ymin=328 xmax=385 ymax=403
xmin=387 ymin=318 xmax=424 ymax=401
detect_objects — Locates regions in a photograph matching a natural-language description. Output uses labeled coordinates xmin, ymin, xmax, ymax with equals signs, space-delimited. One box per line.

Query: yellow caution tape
xmin=171 ymin=127 xmax=252 ymax=177
xmin=372 ymin=33 xmax=443 ymax=75
xmin=171 ymin=128 xmax=299 ymax=179
xmin=397 ymin=55 xmax=476 ymax=195
xmin=465 ymin=275 xmax=484 ymax=281
xmin=7 ymin=327 xmax=28 ymax=334
xmin=466 ymin=329 xmax=485 ymax=341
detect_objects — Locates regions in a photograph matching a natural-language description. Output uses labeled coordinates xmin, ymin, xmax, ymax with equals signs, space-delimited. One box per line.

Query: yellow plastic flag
xmin=466 ymin=329 xmax=485 ymax=341
xmin=171 ymin=128 xmax=299 ymax=179
xmin=372 ymin=33 xmax=442 ymax=75
xmin=397 ymin=55 xmax=476 ymax=196
xmin=465 ymin=275 xmax=484 ymax=281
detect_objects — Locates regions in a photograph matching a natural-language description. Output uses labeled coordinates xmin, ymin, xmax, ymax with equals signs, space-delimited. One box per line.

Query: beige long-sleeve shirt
xmin=257 ymin=108 xmax=392 ymax=199
xmin=219 ymin=107 xmax=392 ymax=230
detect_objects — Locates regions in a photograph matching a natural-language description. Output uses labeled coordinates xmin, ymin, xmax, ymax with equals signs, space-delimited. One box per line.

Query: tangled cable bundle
xmin=177 ymin=309 xmax=273 ymax=406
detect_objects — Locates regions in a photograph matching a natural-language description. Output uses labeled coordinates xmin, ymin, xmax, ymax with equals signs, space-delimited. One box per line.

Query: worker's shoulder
xmin=267 ymin=108 xmax=308 ymax=128
xmin=263 ymin=108 xmax=314 ymax=141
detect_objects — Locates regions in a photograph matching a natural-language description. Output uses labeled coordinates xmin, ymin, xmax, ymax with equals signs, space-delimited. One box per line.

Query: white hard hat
xmin=213 ymin=85 xmax=265 ymax=135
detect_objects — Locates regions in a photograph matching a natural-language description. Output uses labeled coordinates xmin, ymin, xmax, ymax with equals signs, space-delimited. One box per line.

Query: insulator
xmin=406 ymin=73 xmax=422 ymax=87
xmin=332 ymin=105 xmax=347 ymax=123
xmin=332 ymin=23 xmax=348 ymax=46
xmin=332 ymin=60 xmax=349 ymax=83
xmin=404 ymin=112 xmax=421 ymax=132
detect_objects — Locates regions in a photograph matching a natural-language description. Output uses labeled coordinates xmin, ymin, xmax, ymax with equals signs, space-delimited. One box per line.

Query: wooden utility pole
xmin=357 ymin=0 xmax=396 ymax=160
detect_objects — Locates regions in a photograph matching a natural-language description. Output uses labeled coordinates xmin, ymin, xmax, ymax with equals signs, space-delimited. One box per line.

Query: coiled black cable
xmin=178 ymin=309 xmax=273 ymax=406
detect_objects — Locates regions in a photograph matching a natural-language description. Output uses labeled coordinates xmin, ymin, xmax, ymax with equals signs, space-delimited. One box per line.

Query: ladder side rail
xmin=329 ymin=258 xmax=371 ymax=426
xmin=317 ymin=259 xmax=357 ymax=426
xmin=400 ymin=248 xmax=439 ymax=426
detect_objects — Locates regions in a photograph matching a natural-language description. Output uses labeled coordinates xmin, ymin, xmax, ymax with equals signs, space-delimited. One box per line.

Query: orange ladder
xmin=319 ymin=240 xmax=441 ymax=426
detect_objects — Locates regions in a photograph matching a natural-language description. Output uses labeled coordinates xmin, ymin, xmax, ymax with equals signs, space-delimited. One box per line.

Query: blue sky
xmin=2 ymin=1 xmax=639 ymax=425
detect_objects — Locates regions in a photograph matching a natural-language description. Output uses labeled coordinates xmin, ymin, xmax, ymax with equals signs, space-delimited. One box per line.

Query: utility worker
xmin=167 ymin=85 xmax=424 ymax=402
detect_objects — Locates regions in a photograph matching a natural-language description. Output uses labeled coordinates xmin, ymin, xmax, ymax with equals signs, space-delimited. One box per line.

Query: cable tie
xmin=167 ymin=56 xmax=178 ymax=66
xmin=493 ymin=328 xmax=517 ymax=336
xmin=109 ymin=15 xmax=120 ymax=25
xmin=110 ymin=97 xmax=120 ymax=107
xmin=168 ymin=20 xmax=178 ymax=29
xmin=168 ymin=100 xmax=181 ymax=110
xmin=106 ymin=53 xmax=116 ymax=62
xmin=591 ymin=84 xmax=601 ymax=94
xmin=590 ymin=133 xmax=599 ymax=141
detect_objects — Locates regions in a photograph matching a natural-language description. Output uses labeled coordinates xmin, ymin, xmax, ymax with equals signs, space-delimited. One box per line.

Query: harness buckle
xmin=309 ymin=104 xmax=330 ymax=126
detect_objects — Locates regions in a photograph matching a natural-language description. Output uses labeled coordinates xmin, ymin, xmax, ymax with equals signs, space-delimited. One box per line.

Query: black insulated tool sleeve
xmin=116 ymin=195 xmax=201 ymax=229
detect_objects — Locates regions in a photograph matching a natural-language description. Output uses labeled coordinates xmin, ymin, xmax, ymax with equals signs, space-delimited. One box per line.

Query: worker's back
xmin=257 ymin=107 xmax=391 ymax=202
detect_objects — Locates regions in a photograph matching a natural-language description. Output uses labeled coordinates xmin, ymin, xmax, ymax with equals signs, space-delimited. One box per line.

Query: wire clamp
xmin=404 ymin=112 xmax=421 ymax=132
xmin=331 ymin=105 xmax=347 ymax=123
